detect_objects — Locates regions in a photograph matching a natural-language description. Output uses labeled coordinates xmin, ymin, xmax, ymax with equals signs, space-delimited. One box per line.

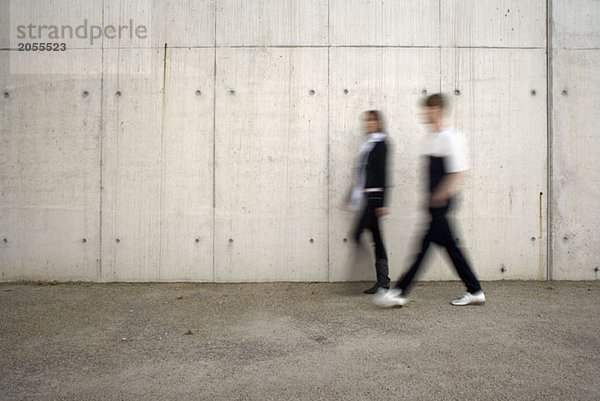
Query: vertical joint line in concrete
xmin=438 ymin=0 xmax=442 ymax=91
xmin=326 ymin=0 xmax=331 ymax=282
xmin=212 ymin=1 xmax=218 ymax=282
xmin=327 ymin=0 xmax=330 ymax=47
xmin=546 ymin=0 xmax=553 ymax=281
xmin=112 ymin=39 xmax=122 ymax=280
xmin=159 ymin=42 xmax=168 ymax=280
xmin=98 ymin=0 xmax=106 ymax=281
xmin=539 ymin=192 xmax=544 ymax=279
xmin=327 ymin=50 xmax=331 ymax=282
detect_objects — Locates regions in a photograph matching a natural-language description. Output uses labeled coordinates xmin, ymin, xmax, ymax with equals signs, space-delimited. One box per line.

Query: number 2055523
xmin=18 ymin=43 xmax=67 ymax=51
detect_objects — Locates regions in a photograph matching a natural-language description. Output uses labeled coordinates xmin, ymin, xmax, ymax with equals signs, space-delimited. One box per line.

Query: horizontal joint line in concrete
xmin=0 ymin=45 xmax=547 ymax=52
xmin=553 ymin=47 xmax=600 ymax=51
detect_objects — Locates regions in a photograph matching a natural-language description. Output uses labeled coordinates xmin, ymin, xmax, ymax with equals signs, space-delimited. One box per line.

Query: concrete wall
xmin=551 ymin=0 xmax=600 ymax=280
xmin=0 ymin=0 xmax=598 ymax=282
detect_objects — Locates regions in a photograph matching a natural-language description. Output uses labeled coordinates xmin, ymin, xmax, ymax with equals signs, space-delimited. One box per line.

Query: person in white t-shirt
xmin=374 ymin=93 xmax=485 ymax=307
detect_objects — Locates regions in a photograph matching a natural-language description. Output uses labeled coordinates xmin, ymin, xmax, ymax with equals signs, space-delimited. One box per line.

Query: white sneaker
xmin=450 ymin=291 xmax=486 ymax=306
xmin=373 ymin=288 xmax=407 ymax=308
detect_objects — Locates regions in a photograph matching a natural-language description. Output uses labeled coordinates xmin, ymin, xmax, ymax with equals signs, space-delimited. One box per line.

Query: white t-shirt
xmin=423 ymin=128 xmax=469 ymax=173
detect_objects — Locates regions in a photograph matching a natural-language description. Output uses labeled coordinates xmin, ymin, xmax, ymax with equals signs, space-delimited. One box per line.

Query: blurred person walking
xmin=374 ymin=94 xmax=485 ymax=307
xmin=344 ymin=110 xmax=391 ymax=294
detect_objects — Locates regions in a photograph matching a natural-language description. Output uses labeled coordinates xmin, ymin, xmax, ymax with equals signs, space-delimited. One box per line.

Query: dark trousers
xmin=396 ymin=199 xmax=481 ymax=295
xmin=353 ymin=198 xmax=390 ymax=288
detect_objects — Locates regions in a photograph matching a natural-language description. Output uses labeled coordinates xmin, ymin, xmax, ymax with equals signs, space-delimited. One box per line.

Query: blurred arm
xmin=430 ymin=172 xmax=463 ymax=207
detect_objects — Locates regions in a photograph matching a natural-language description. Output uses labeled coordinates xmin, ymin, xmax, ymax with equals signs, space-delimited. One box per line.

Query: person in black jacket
xmin=344 ymin=110 xmax=391 ymax=294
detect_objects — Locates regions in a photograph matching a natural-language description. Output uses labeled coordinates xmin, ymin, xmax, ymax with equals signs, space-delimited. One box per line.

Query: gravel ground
xmin=0 ymin=281 xmax=599 ymax=401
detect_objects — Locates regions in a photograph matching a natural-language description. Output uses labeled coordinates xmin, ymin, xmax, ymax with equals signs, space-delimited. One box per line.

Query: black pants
xmin=395 ymin=199 xmax=481 ymax=295
xmin=353 ymin=198 xmax=390 ymax=288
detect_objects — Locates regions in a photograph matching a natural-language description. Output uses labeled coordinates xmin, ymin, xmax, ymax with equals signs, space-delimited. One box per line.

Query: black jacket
xmin=365 ymin=140 xmax=388 ymax=208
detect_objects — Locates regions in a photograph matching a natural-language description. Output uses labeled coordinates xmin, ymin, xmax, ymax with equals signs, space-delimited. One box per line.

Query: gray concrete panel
xmin=157 ymin=48 xmax=215 ymax=281
xmin=217 ymin=0 xmax=328 ymax=46
xmin=551 ymin=49 xmax=600 ymax=280
xmin=329 ymin=0 xmax=439 ymax=47
xmin=0 ymin=57 xmax=102 ymax=281
xmin=441 ymin=0 xmax=546 ymax=48
xmin=553 ymin=0 xmax=600 ymax=49
xmin=214 ymin=47 xmax=329 ymax=282
xmin=100 ymin=48 xmax=164 ymax=281
xmin=100 ymin=48 xmax=214 ymax=282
